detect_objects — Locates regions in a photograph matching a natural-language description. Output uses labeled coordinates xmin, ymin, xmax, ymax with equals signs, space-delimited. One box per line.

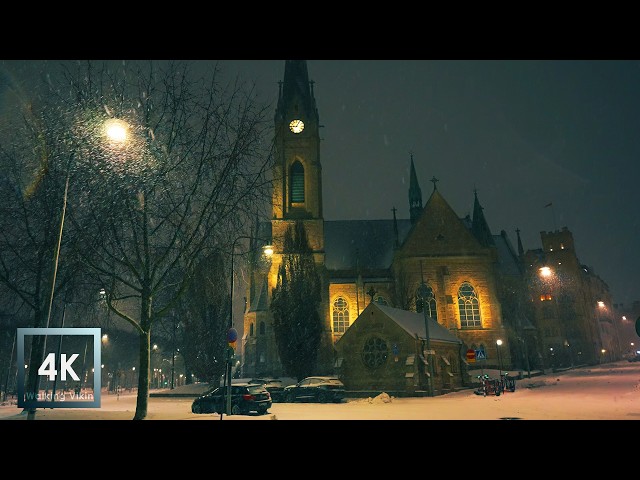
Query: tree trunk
xmin=133 ymin=328 xmax=150 ymax=420
xmin=26 ymin=308 xmax=46 ymax=420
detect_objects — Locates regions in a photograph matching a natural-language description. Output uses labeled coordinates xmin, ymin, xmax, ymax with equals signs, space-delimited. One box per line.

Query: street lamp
xmin=496 ymin=339 xmax=503 ymax=377
xmin=416 ymin=275 xmax=434 ymax=397
xmin=103 ymin=119 xmax=129 ymax=144
xmin=223 ymin=235 xmax=273 ymax=417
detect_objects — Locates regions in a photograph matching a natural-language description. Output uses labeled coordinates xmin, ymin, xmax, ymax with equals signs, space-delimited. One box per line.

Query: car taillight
xmin=242 ymin=394 xmax=255 ymax=401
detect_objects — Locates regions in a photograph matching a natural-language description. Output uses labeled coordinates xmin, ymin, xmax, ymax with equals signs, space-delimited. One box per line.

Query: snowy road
xmin=2 ymin=361 xmax=640 ymax=420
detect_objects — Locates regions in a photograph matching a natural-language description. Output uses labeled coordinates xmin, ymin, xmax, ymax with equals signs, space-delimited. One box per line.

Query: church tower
xmin=244 ymin=60 xmax=333 ymax=377
xmin=273 ymin=60 xmax=323 ymax=226
xmin=408 ymin=153 xmax=423 ymax=225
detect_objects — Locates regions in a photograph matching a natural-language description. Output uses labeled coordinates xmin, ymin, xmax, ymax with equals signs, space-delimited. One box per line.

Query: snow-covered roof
xmin=374 ymin=303 xmax=461 ymax=344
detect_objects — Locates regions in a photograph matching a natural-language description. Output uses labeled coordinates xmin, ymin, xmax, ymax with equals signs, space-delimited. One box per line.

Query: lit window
xmin=458 ymin=282 xmax=481 ymax=328
xmin=333 ymin=297 xmax=350 ymax=333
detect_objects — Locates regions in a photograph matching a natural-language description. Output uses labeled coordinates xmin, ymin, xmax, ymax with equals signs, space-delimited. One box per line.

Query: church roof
xmin=248 ymin=278 xmax=269 ymax=312
xmin=373 ymin=303 xmax=462 ymax=344
xmin=324 ymin=219 xmax=412 ymax=271
xmin=401 ymin=188 xmax=487 ymax=256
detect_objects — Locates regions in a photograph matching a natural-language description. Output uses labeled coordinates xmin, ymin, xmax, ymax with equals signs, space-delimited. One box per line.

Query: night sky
xmin=218 ymin=60 xmax=640 ymax=307
xmin=2 ymin=60 xmax=639 ymax=306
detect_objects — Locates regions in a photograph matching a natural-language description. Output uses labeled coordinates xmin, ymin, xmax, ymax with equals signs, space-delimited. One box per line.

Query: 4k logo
xmin=17 ymin=328 xmax=102 ymax=409
xmin=38 ymin=353 xmax=80 ymax=381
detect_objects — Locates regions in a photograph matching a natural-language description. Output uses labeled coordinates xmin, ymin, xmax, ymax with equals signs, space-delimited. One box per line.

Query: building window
xmin=259 ymin=321 xmax=266 ymax=335
xmin=290 ymin=161 xmax=305 ymax=203
xmin=375 ymin=296 xmax=388 ymax=305
xmin=249 ymin=323 xmax=254 ymax=336
xmin=458 ymin=282 xmax=481 ymax=328
xmin=362 ymin=336 xmax=388 ymax=369
xmin=333 ymin=296 xmax=350 ymax=333
xmin=415 ymin=284 xmax=438 ymax=323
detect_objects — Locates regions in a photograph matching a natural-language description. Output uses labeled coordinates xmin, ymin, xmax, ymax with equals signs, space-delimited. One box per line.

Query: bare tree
xmin=2 ymin=61 xmax=274 ymax=419
xmin=0 ymin=98 xmax=87 ymax=418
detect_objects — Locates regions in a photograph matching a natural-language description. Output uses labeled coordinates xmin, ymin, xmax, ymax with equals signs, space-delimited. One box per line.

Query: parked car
xmin=283 ymin=376 xmax=345 ymax=403
xmin=191 ymin=383 xmax=272 ymax=415
xmin=248 ymin=378 xmax=286 ymax=402
xmin=628 ymin=354 xmax=640 ymax=362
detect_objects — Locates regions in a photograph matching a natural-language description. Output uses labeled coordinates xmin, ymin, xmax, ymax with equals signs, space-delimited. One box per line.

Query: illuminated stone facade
xmin=240 ymin=61 xmax=528 ymax=393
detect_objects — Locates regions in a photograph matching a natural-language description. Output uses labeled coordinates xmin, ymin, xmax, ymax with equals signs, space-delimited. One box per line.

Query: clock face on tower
xmin=289 ymin=119 xmax=305 ymax=134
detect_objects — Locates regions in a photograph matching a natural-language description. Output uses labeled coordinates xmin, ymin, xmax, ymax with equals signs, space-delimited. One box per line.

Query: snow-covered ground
xmin=2 ymin=361 xmax=640 ymax=420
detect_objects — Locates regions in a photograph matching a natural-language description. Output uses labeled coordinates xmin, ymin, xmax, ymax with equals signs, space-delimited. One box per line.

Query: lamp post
xmin=496 ymin=339 xmax=503 ymax=377
xmin=417 ymin=278 xmax=434 ymax=397
xmin=223 ymin=236 xmax=274 ymax=417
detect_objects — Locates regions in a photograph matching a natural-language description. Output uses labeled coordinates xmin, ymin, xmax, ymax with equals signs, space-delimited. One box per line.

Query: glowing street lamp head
xmin=539 ymin=266 xmax=552 ymax=277
xmin=102 ymin=334 xmax=108 ymax=343
xmin=104 ymin=118 xmax=129 ymax=144
xmin=263 ymin=245 xmax=274 ymax=257
xmin=496 ymin=339 xmax=503 ymax=346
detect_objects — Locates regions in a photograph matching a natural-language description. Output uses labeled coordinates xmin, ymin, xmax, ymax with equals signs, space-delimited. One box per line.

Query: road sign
xmin=475 ymin=349 xmax=487 ymax=360
xmin=466 ymin=348 xmax=476 ymax=363
xmin=227 ymin=328 xmax=238 ymax=343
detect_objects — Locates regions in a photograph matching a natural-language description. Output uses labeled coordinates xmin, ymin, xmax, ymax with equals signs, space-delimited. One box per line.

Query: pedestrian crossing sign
xmin=475 ymin=349 xmax=486 ymax=360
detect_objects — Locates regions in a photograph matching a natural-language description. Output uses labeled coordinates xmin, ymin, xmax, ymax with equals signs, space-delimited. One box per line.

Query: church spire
xmin=276 ymin=60 xmax=317 ymax=122
xmin=408 ymin=153 xmax=423 ymax=225
xmin=471 ymin=189 xmax=495 ymax=247
xmin=516 ymin=227 xmax=524 ymax=256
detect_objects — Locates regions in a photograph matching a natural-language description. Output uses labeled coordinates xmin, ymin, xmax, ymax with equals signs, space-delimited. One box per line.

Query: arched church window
xmin=415 ymin=284 xmax=437 ymax=322
xmin=290 ymin=161 xmax=305 ymax=203
xmin=458 ymin=282 xmax=481 ymax=328
xmin=333 ymin=297 xmax=350 ymax=333
xmin=249 ymin=323 xmax=254 ymax=336
xmin=259 ymin=321 xmax=266 ymax=335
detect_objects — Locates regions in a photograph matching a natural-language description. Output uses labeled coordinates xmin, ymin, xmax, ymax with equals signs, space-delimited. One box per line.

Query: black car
xmin=248 ymin=378 xmax=286 ymax=402
xmin=283 ymin=376 xmax=345 ymax=403
xmin=191 ymin=383 xmax=272 ymax=415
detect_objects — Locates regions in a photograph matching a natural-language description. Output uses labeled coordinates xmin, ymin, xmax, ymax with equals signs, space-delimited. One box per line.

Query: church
xmin=241 ymin=60 xmax=537 ymax=395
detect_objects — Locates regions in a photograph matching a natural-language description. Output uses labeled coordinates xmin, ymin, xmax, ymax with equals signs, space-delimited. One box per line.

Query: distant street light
xmin=496 ymin=339 xmax=503 ymax=377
